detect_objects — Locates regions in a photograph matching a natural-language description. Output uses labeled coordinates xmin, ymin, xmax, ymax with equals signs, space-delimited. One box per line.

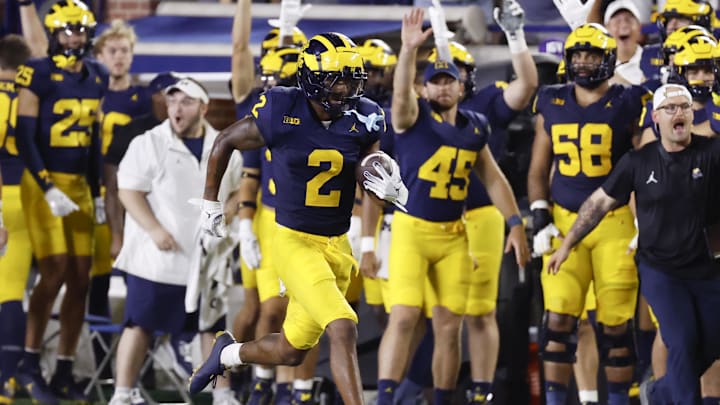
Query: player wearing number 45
xmin=13 ymin=0 xmax=107 ymax=403
xmin=527 ymin=23 xmax=650 ymax=405
xmin=190 ymin=32 xmax=406 ymax=405
xmin=374 ymin=9 xmax=530 ymax=405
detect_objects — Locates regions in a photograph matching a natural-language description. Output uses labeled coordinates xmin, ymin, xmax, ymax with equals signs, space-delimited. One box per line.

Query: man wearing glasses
xmin=548 ymin=83 xmax=720 ymax=405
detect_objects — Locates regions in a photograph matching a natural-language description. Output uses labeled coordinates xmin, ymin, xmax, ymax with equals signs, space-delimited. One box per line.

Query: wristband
xmin=506 ymin=214 xmax=523 ymax=228
xmin=506 ymin=30 xmax=528 ymax=54
xmin=360 ymin=236 xmax=375 ymax=253
xmin=18 ymin=0 xmax=33 ymax=6
xmin=239 ymin=200 xmax=257 ymax=209
xmin=241 ymin=171 xmax=260 ymax=180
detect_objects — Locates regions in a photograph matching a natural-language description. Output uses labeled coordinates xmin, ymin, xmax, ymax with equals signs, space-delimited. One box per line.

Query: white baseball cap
xmin=604 ymin=0 xmax=642 ymax=24
xmin=653 ymin=84 xmax=693 ymax=110
xmin=165 ymin=77 xmax=209 ymax=104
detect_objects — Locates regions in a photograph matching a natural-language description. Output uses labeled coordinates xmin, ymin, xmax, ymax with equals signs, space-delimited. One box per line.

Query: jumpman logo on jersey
xmin=646 ymin=171 xmax=658 ymax=184
xmin=349 ymin=123 xmax=359 ymax=133
xmin=344 ymin=110 xmax=383 ymax=132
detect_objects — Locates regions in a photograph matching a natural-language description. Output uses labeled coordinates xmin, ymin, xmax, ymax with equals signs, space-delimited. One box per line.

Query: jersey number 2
xmin=551 ymin=123 xmax=613 ymax=177
xmin=50 ymin=99 xmax=100 ymax=147
xmin=418 ymin=145 xmax=476 ymax=200
xmin=306 ymin=149 xmax=343 ymax=207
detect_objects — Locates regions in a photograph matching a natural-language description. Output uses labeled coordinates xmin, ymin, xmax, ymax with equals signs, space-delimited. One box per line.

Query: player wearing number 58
xmin=526 ymin=23 xmax=650 ymax=404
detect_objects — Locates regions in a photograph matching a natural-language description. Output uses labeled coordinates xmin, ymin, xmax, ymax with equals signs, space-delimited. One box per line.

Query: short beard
xmin=429 ymin=99 xmax=453 ymax=113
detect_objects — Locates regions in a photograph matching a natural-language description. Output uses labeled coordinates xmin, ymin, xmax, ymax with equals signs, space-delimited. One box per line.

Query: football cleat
xmin=188 ymin=331 xmax=237 ymax=395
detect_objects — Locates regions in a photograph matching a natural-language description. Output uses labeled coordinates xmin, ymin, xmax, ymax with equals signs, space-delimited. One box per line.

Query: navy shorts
xmin=124 ymin=274 xmax=196 ymax=334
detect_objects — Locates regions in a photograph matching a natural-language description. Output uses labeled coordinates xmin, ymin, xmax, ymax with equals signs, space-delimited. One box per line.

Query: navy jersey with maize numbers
xmin=101 ymin=85 xmax=151 ymax=155
xmin=462 ymin=81 xmax=520 ymax=210
xmin=395 ymin=98 xmax=489 ymax=222
xmin=534 ymin=83 xmax=650 ymax=212
xmin=0 ymin=79 xmax=24 ymax=185
xmin=238 ymin=89 xmax=276 ymax=207
xmin=15 ymin=57 xmax=107 ymax=175
xmin=251 ymin=86 xmax=384 ymax=236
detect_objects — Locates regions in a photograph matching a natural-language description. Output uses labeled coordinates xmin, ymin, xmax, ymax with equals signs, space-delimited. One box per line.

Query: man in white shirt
xmin=604 ymin=0 xmax=645 ymax=85
xmin=109 ymin=78 xmax=242 ymax=405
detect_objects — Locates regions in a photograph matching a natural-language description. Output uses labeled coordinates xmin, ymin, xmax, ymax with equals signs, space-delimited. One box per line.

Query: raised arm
xmin=527 ymin=113 xmax=553 ymax=205
xmin=18 ymin=0 xmax=48 ymax=57
xmin=391 ymin=8 xmax=432 ymax=133
xmin=230 ymin=0 xmax=255 ymax=104
xmin=494 ymin=0 xmax=538 ymax=110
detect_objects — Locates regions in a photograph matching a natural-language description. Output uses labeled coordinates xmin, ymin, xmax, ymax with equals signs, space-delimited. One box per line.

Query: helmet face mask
xmin=657 ymin=0 xmax=713 ymax=40
xmin=44 ymin=0 xmax=96 ymax=68
xmin=259 ymin=46 xmax=300 ymax=90
xmin=668 ymin=34 xmax=718 ymax=102
xmin=298 ymin=33 xmax=367 ymax=118
xmin=564 ymin=23 xmax=616 ymax=89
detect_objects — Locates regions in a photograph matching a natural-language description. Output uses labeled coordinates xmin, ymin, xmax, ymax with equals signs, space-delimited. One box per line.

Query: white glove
xmin=191 ymin=199 xmax=227 ymax=238
xmin=532 ymin=223 xmax=561 ymax=257
xmin=94 ymin=196 xmax=106 ymax=224
xmin=493 ymin=0 xmax=527 ymax=53
xmin=44 ymin=187 xmax=79 ymax=217
xmin=348 ymin=216 xmax=362 ymax=260
xmin=268 ymin=0 xmax=311 ymax=40
xmin=428 ymin=0 xmax=454 ymax=62
xmin=239 ymin=218 xmax=262 ymax=270
xmin=553 ymin=0 xmax=594 ymax=30
xmin=628 ymin=218 xmax=639 ymax=252
xmin=363 ymin=158 xmax=409 ymax=213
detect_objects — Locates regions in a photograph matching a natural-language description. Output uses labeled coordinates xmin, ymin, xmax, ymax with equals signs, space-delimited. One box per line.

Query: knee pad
xmin=540 ymin=316 xmax=578 ymax=364
xmin=598 ymin=321 xmax=636 ymax=368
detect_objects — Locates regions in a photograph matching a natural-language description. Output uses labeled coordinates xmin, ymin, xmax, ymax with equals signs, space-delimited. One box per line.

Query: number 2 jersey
xmin=15 ymin=57 xmax=107 ymax=182
xmin=394 ymin=98 xmax=490 ymax=222
xmin=101 ymin=85 xmax=151 ymax=155
xmin=251 ymin=86 xmax=385 ymax=236
xmin=533 ymin=83 xmax=650 ymax=212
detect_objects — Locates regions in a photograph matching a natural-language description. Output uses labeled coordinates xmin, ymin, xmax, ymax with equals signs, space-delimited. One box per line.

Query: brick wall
xmin=206 ymin=98 xmax=236 ymax=131
xmin=105 ymin=0 xmax=157 ymax=21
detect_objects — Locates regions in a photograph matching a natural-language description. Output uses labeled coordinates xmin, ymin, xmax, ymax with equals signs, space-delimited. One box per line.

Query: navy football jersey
xmin=251 ymin=87 xmax=385 ymax=236
xmin=640 ymin=44 xmax=664 ymax=84
xmin=395 ymin=98 xmax=489 ymax=222
xmin=101 ymin=84 xmax=151 ymax=155
xmin=534 ymin=83 xmax=650 ymax=211
xmin=236 ymin=88 xmax=264 ymax=120
xmin=462 ymin=81 xmax=520 ymax=210
xmin=15 ymin=57 xmax=107 ymax=175
xmin=708 ymin=93 xmax=720 ymax=134
xmin=0 ymin=79 xmax=24 ymax=185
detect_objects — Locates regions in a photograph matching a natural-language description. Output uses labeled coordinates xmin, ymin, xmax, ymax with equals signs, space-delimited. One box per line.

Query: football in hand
xmin=356 ymin=151 xmax=393 ymax=193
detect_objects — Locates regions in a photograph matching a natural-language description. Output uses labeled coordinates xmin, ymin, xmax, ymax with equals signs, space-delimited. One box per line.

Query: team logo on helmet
xmin=259 ymin=46 xmax=301 ymax=89
xmin=44 ymin=0 xmax=96 ymax=68
xmin=564 ymin=23 xmax=617 ymax=89
xmin=261 ymin=27 xmax=308 ymax=56
xmin=297 ymin=32 xmax=367 ymax=118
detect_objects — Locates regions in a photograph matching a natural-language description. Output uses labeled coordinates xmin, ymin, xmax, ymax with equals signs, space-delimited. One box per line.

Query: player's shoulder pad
xmin=83 ymin=59 xmax=110 ymax=87
xmin=461 ymin=108 xmax=491 ymax=137
xmin=533 ymin=83 xmax=567 ymax=114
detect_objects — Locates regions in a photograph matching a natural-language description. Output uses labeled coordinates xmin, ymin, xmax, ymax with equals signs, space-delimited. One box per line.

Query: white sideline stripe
xmin=155 ymin=1 xmax=468 ymax=21
xmin=135 ymin=42 xmax=257 ymax=57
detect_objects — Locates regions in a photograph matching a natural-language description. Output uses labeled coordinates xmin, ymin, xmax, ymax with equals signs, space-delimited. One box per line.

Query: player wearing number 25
xmin=191 ymin=32 xmax=407 ymax=405
xmin=375 ymin=9 xmax=530 ymax=405
xmin=527 ymin=23 xmax=649 ymax=404
xmin=13 ymin=0 xmax=107 ymax=401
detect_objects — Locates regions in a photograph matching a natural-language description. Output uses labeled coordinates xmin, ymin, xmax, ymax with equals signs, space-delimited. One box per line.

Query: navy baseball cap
xmin=148 ymin=72 xmax=179 ymax=94
xmin=423 ymin=61 xmax=461 ymax=83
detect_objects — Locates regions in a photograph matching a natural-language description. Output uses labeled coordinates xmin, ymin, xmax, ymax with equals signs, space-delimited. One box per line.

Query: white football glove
xmin=628 ymin=218 xmax=639 ymax=252
xmin=191 ymin=198 xmax=227 ymax=238
xmin=44 ymin=187 xmax=79 ymax=217
xmin=348 ymin=215 xmax=362 ymax=260
xmin=268 ymin=0 xmax=311 ymax=41
xmin=532 ymin=223 xmax=561 ymax=257
xmin=428 ymin=0 xmax=454 ymax=62
xmin=493 ymin=0 xmax=527 ymax=53
xmin=94 ymin=196 xmax=106 ymax=224
xmin=239 ymin=218 xmax=262 ymax=270
xmin=363 ymin=158 xmax=409 ymax=213
xmin=553 ymin=0 xmax=594 ymax=30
